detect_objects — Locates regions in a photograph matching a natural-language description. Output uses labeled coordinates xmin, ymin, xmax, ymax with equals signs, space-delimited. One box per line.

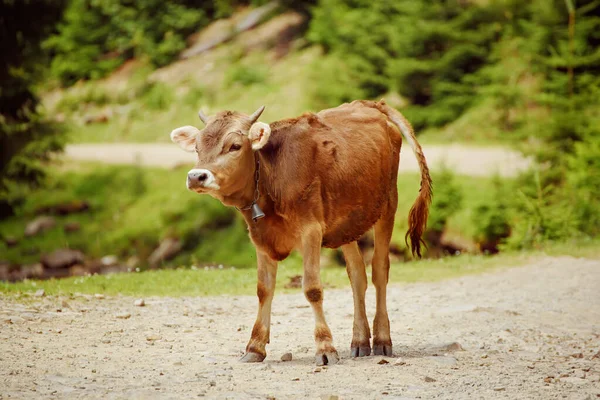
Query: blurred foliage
xmin=0 ymin=0 xmax=67 ymax=218
xmin=3 ymin=0 xmax=600 ymax=268
xmin=471 ymin=177 xmax=511 ymax=253
xmin=44 ymin=0 xmax=208 ymax=85
xmin=427 ymin=168 xmax=463 ymax=234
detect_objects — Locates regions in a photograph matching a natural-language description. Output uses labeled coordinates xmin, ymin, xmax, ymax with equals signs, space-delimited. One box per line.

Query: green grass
xmin=0 ymin=163 xmax=254 ymax=267
xmin=3 ymin=239 xmax=598 ymax=297
xmin=0 ymin=162 xmax=498 ymax=269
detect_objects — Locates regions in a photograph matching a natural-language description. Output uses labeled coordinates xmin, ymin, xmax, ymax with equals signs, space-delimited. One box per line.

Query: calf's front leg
xmin=302 ymin=224 xmax=339 ymax=366
xmin=240 ymin=250 xmax=277 ymax=362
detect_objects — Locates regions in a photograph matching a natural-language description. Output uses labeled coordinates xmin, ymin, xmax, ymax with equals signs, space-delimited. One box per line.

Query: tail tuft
xmin=377 ymin=102 xmax=432 ymax=258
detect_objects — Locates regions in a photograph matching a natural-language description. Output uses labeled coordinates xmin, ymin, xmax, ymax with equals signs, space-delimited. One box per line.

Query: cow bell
xmin=251 ymin=203 xmax=265 ymax=222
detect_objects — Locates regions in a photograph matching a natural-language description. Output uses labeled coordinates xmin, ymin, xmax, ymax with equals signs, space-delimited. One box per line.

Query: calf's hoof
xmin=350 ymin=345 xmax=371 ymax=357
xmin=315 ymin=350 xmax=339 ymax=366
xmin=240 ymin=351 xmax=266 ymax=363
xmin=373 ymin=344 xmax=393 ymax=356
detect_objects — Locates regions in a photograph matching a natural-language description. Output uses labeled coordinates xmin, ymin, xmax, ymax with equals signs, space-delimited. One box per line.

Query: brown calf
xmin=170 ymin=100 xmax=432 ymax=365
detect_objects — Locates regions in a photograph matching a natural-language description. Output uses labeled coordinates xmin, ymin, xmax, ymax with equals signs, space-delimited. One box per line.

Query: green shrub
xmin=427 ymin=167 xmax=463 ymax=234
xmin=471 ymin=178 xmax=511 ymax=253
xmin=225 ymin=65 xmax=268 ymax=87
xmin=44 ymin=0 xmax=208 ymax=86
xmin=141 ymin=82 xmax=175 ymax=111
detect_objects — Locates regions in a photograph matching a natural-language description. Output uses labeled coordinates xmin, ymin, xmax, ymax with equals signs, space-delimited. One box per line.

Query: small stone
xmin=377 ymin=359 xmax=389 ymax=365
xmin=314 ymin=367 xmax=322 ymax=373
xmin=94 ymin=294 xmax=105 ymax=300
xmin=5 ymin=316 xmax=25 ymax=324
xmin=394 ymin=358 xmax=406 ymax=366
xmin=173 ymin=361 xmax=183 ymax=366
xmin=281 ymin=352 xmax=293 ymax=362
xmin=115 ymin=313 xmax=131 ymax=319
xmin=146 ymin=334 xmax=161 ymax=341
xmin=134 ymin=299 xmax=145 ymax=307
xmin=424 ymin=376 xmax=436 ymax=383
xmin=209 ymin=381 xmax=216 ymax=387
xmin=442 ymin=342 xmax=464 ymax=352
xmin=481 ymin=354 xmax=488 ymax=359
xmin=34 ymin=289 xmax=46 ymax=297
xmin=493 ymin=387 xmax=506 ymax=391
xmin=571 ymin=352 xmax=584 ymax=359
xmin=291 ymin=378 xmax=300 ymax=381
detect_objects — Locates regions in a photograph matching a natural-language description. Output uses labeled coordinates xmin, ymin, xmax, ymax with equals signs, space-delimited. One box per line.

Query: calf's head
xmin=170 ymin=106 xmax=270 ymax=200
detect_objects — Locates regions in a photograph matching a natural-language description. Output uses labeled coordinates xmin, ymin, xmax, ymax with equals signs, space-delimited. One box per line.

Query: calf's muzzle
xmin=187 ymin=169 xmax=218 ymax=190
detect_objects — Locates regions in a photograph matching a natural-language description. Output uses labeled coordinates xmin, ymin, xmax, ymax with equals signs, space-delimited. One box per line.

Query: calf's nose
xmin=188 ymin=170 xmax=207 ymax=182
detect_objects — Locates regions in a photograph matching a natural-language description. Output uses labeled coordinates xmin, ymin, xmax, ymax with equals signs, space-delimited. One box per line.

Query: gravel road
xmin=64 ymin=143 xmax=530 ymax=177
xmin=1 ymin=256 xmax=599 ymax=399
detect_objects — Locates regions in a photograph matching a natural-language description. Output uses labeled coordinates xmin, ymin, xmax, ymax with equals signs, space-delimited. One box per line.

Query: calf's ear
xmin=248 ymin=122 xmax=271 ymax=151
xmin=170 ymin=126 xmax=199 ymax=152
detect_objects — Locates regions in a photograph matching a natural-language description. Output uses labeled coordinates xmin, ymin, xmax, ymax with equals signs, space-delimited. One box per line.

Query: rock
xmin=5 ymin=316 xmax=25 ymax=324
xmin=592 ymin=350 xmax=600 ymax=359
xmin=115 ymin=313 xmax=131 ymax=319
xmin=41 ymin=249 xmax=85 ymax=269
xmin=126 ymin=256 xmax=140 ymax=269
xmin=64 ymin=222 xmax=81 ymax=233
xmin=235 ymin=1 xmax=279 ymax=32
xmin=280 ymin=352 xmax=293 ymax=362
xmin=424 ymin=376 xmax=437 ymax=383
xmin=69 ymin=265 xmax=87 ymax=277
xmin=134 ymin=299 xmax=145 ymax=307
xmin=36 ymin=200 xmax=90 ymax=216
xmin=377 ymin=359 xmax=390 ymax=365
xmin=493 ymin=387 xmax=506 ymax=391
xmin=34 ymin=289 xmax=46 ymax=297
xmin=146 ymin=334 xmax=161 ymax=341
xmin=101 ymin=255 xmax=118 ymax=266
xmin=83 ymin=111 xmax=110 ymax=125
xmin=21 ymin=264 xmax=43 ymax=279
xmin=394 ymin=358 xmax=406 ymax=366
xmin=314 ymin=367 xmax=322 ymax=373
xmin=284 ymin=275 xmax=302 ymax=289
xmin=94 ymin=294 xmax=105 ymax=299
xmin=25 ymin=216 xmax=56 ymax=237
xmin=4 ymin=236 xmax=19 ymax=247
xmin=428 ymin=342 xmax=465 ymax=354
xmin=148 ymin=238 xmax=182 ymax=267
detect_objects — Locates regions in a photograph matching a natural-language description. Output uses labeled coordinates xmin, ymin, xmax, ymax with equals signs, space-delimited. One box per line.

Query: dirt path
xmin=64 ymin=143 xmax=531 ymax=177
xmin=2 ymin=256 xmax=599 ymax=399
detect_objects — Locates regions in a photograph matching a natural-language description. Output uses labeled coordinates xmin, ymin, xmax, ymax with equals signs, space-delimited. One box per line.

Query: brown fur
xmin=305 ymin=288 xmax=323 ymax=303
xmin=173 ymin=100 xmax=431 ymax=363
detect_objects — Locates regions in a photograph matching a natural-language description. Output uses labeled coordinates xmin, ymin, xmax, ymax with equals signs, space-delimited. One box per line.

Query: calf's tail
xmin=377 ymin=100 xmax=433 ymax=258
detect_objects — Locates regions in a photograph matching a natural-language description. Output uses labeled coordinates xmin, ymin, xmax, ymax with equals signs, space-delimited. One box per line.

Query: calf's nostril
xmin=197 ymin=173 xmax=208 ymax=182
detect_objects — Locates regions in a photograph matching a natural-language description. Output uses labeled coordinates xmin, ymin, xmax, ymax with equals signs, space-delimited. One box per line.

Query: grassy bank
xmin=2 ymin=239 xmax=598 ymax=297
xmin=1 ymin=162 xmax=503 ymax=269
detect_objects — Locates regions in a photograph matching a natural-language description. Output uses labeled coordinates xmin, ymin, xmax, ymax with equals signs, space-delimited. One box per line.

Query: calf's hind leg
xmin=341 ymin=241 xmax=371 ymax=357
xmin=371 ymin=204 xmax=397 ymax=356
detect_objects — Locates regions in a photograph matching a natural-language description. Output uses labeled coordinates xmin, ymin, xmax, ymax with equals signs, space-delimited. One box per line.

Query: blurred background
xmin=1 ymin=0 xmax=599 ymax=283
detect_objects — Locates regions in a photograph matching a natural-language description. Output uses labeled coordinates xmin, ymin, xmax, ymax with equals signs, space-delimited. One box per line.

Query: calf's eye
xmin=229 ymin=144 xmax=242 ymax=152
